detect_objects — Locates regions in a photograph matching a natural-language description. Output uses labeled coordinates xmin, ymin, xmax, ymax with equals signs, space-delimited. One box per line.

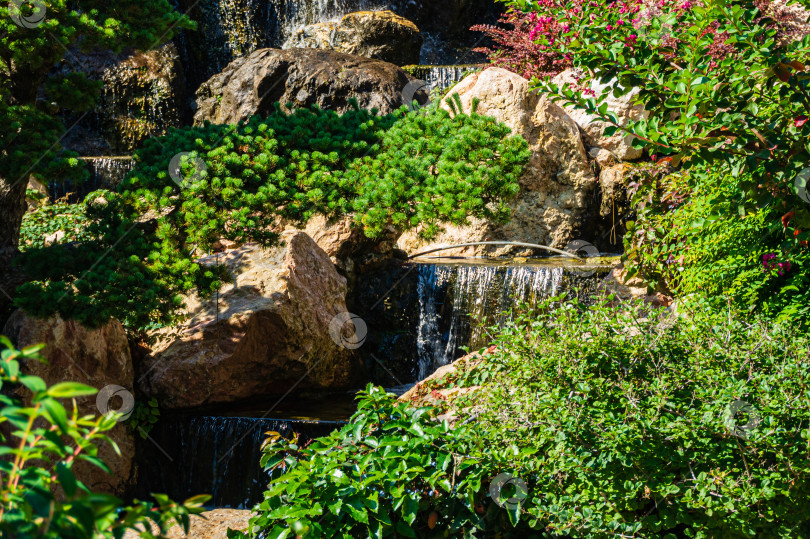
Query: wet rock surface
xmin=59 ymin=44 xmax=187 ymax=155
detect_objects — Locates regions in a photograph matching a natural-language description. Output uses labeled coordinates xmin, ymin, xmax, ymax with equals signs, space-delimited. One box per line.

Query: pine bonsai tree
xmin=15 ymin=102 xmax=530 ymax=332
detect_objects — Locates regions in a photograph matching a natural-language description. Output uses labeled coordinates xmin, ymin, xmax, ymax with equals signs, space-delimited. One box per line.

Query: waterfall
xmin=179 ymin=0 xmax=392 ymax=86
xmin=405 ymin=65 xmax=477 ymax=93
xmin=272 ymin=0 xmax=389 ymax=44
xmin=414 ymin=263 xmax=563 ymax=379
xmin=49 ymin=157 xmax=134 ymax=202
xmin=135 ymin=415 xmax=343 ymax=508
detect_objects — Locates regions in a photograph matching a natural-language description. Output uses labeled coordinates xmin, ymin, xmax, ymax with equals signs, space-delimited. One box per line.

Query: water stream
xmin=135 ymin=415 xmax=343 ymax=508
xmin=49 ymin=157 xmax=134 ymax=202
xmin=414 ymin=262 xmax=565 ymax=379
xmin=406 ymin=65 xmax=477 ymax=93
xmin=134 ymin=258 xmax=611 ymax=508
xmin=353 ymin=258 xmax=612 ymax=385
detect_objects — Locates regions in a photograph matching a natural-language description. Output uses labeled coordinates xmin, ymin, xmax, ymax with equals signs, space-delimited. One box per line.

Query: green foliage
xmin=232 ymin=385 xmax=513 ymax=539
xmin=129 ymin=397 xmax=161 ymax=439
xmin=19 ymin=202 xmax=93 ymax=250
xmin=43 ymin=73 xmax=103 ymax=111
xmin=15 ymin=103 xmax=529 ymax=331
xmin=241 ymin=298 xmax=810 ymax=537
xmin=0 ymin=0 xmax=194 ymax=256
xmin=0 ymin=337 xmax=209 ymax=538
xmin=525 ymin=0 xmax=810 ymax=220
xmin=501 ymin=0 xmax=810 ymax=323
xmin=624 ymin=164 xmax=810 ymax=322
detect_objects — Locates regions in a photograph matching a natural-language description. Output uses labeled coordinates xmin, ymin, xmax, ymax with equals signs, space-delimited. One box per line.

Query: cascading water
xmin=352 ymin=258 xmax=610 ymax=386
xmin=49 ymin=157 xmax=134 ymax=202
xmin=135 ymin=415 xmax=343 ymax=508
xmin=406 ymin=65 xmax=477 ymax=93
xmin=414 ymin=263 xmax=565 ymax=379
xmin=178 ymin=0 xmax=391 ymax=86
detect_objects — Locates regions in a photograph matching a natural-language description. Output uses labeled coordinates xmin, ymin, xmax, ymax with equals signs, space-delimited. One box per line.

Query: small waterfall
xmin=49 ymin=157 xmax=134 ymax=202
xmin=405 ymin=65 xmax=478 ymax=93
xmin=272 ymin=0 xmax=388 ymax=44
xmin=414 ymin=263 xmax=563 ymax=379
xmin=135 ymin=415 xmax=343 ymax=508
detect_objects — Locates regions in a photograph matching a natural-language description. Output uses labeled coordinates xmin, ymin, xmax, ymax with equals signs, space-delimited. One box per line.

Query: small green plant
xmin=19 ymin=202 xmax=93 ymax=250
xmin=129 ymin=397 xmax=161 ymax=439
xmin=0 ymin=337 xmax=209 ymax=538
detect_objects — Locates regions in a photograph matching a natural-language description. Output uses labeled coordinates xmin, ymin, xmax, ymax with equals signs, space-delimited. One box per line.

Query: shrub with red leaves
xmin=471 ymin=11 xmax=571 ymax=80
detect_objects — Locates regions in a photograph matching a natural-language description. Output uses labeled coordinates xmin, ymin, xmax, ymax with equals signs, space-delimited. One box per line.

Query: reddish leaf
xmin=774 ymin=63 xmax=791 ymax=82
xmin=782 ymin=210 xmax=795 ymax=229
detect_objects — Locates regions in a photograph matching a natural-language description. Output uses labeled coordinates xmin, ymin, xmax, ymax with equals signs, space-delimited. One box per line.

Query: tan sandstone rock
xmin=123 ymin=508 xmax=252 ymax=539
xmin=283 ymin=11 xmax=423 ymax=66
xmin=397 ymin=67 xmax=597 ymax=257
xmin=2 ymin=311 xmax=136 ymax=495
xmin=552 ymin=69 xmax=648 ymax=161
xmin=600 ymin=265 xmax=673 ymax=307
xmin=138 ymin=231 xmax=364 ymax=409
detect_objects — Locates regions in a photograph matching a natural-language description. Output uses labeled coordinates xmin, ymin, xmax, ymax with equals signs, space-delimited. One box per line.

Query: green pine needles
xmin=15 ymin=100 xmax=530 ymax=332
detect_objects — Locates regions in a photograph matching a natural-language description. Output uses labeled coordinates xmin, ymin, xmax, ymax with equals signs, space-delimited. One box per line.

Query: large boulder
xmin=283 ymin=11 xmax=423 ymax=66
xmin=2 ymin=312 xmax=136 ymax=496
xmin=194 ymin=48 xmax=428 ymax=125
xmin=138 ymin=231 xmax=364 ymax=409
xmin=285 ymin=214 xmax=399 ymax=276
xmin=397 ymin=67 xmax=597 ymax=257
xmin=552 ymin=70 xmax=648 ymax=161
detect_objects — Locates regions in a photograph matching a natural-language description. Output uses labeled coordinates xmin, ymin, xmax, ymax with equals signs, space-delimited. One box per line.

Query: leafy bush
xmin=15 ymin=102 xmax=529 ymax=332
xmin=471 ymin=10 xmax=572 ymax=79
xmin=624 ymin=163 xmax=810 ymax=322
xmin=0 ymin=337 xmax=208 ymax=538
xmin=240 ymin=298 xmax=810 ymax=537
xmin=234 ymin=386 xmax=509 ymax=538
xmin=491 ymin=0 xmax=810 ymax=323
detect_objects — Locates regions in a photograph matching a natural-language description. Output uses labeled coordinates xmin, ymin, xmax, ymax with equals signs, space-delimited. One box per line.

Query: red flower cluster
xmin=762 ymin=252 xmax=792 ymax=275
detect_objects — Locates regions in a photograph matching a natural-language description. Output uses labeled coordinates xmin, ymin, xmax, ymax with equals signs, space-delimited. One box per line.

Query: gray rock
xmin=194 ymin=48 xmax=428 ymax=125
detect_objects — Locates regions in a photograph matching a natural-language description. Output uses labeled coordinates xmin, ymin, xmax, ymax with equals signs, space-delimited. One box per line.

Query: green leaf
xmin=41 ymin=398 xmax=68 ymax=433
xmin=47 ymin=382 xmax=98 ymax=398
xmin=55 ymin=462 xmax=78 ymax=498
